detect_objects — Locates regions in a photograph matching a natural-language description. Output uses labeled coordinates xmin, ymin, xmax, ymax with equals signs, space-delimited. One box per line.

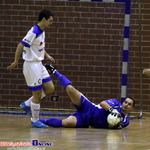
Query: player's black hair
xmin=38 ymin=9 xmax=53 ymax=21
xmin=126 ymin=97 xmax=135 ymax=107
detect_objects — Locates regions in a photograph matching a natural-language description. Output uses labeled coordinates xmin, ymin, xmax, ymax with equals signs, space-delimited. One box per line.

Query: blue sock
xmin=54 ymin=70 xmax=72 ymax=89
xmin=40 ymin=118 xmax=62 ymax=127
xmin=39 ymin=119 xmax=47 ymax=124
xmin=54 ymin=70 xmax=61 ymax=78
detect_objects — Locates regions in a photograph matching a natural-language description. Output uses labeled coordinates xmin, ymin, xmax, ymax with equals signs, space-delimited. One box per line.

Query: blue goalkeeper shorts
xmin=71 ymin=94 xmax=95 ymax=128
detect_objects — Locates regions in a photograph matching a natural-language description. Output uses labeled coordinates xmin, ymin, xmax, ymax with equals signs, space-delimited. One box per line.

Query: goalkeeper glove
xmin=108 ymin=107 xmax=122 ymax=118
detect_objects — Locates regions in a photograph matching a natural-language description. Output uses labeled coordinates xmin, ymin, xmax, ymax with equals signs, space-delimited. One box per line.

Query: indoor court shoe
xmin=44 ymin=64 xmax=56 ymax=74
xmin=20 ymin=102 xmax=31 ymax=116
xmin=32 ymin=120 xmax=48 ymax=128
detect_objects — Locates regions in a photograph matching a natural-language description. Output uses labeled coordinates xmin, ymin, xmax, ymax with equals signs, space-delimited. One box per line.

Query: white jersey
xmin=21 ymin=25 xmax=45 ymax=61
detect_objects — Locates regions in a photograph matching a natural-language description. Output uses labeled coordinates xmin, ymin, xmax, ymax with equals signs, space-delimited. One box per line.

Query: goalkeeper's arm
xmin=100 ymin=101 xmax=121 ymax=116
xmin=100 ymin=101 xmax=123 ymax=129
xmin=100 ymin=101 xmax=112 ymax=111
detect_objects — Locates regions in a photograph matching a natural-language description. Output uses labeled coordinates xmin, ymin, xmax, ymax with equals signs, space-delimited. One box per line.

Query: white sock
xmin=25 ymin=96 xmax=33 ymax=107
xmin=31 ymin=102 xmax=40 ymax=123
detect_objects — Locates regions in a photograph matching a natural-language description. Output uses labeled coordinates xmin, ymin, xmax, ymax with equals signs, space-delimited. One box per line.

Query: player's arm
xmin=143 ymin=68 xmax=150 ymax=77
xmin=100 ymin=99 xmax=121 ymax=113
xmin=7 ymin=43 xmax=24 ymax=70
xmin=100 ymin=101 xmax=120 ymax=116
xmin=100 ymin=100 xmax=122 ymax=128
xmin=100 ymin=101 xmax=111 ymax=111
xmin=44 ymin=51 xmax=55 ymax=63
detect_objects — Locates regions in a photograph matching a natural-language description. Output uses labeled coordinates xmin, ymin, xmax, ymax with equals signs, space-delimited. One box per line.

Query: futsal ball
xmin=107 ymin=113 xmax=121 ymax=126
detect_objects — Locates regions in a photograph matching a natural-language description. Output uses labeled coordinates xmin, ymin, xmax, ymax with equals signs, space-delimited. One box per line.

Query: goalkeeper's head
xmin=121 ymin=97 xmax=135 ymax=114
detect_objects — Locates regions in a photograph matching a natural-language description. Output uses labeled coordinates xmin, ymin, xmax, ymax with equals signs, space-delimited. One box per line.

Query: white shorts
xmin=23 ymin=61 xmax=52 ymax=91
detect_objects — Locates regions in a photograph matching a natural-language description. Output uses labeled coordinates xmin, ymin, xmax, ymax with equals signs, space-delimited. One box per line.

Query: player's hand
xmin=113 ymin=122 xmax=123 ymax=129
xmin=143 ymin=68 xmax=150 ymax=77
xmin=7 ymin=61 xmax=18 ymax=70
xmin=108 ymin=108 xmax=123 ymax=129
xmin=108 ymin=108 xmax=122 ymax=123
xmin=112 ymin=109 xmax=122 ymax=118
xmin=108 ymin=119 xmax=123 ymax=129
xmin=108 ymin=107 xmax=121 ymax=117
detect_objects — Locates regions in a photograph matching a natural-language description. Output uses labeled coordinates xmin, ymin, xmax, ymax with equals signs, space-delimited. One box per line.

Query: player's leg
xmin=42 ymin=80 xmax=55 ymax=96
xmin=31 ymin=66 xmax=55 ymax=125
xmin=45 ymin=64 xmax=81 ymax=107
xmin=20 ymin=89 xmax=47 ymax=116
xmin=21 ymin=61 xmax=48 ymax=128
xmin=65 ymin=85 xmax=81 ymax=107
xmin=21 ymin=89 xmax=49 ymax=127
xmin=39 ymin=116 xmax=77 ymax=127
xmin=20 ymin=61 xmax=33 ymax=115
xmin=21 ymin=62 xmax=54 ymax=115
xmin=31 ymin=90 xmax=42 ymax=121
xmin=42 ymin=63 xmax=55 ymax=96
xmin=62 ymin=116 xmax=77 ymax=127
xmin=30 ymin=90 xmax=48 ymax=128
xmin=31 ymin=63 xmax=55 ymax=127
xmin=21 ymin=81 xmax=54 ymax=116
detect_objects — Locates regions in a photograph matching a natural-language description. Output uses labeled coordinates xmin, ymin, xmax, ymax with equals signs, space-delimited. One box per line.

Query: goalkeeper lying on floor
xmin=38 ymin=64 xmax=135 ymax=129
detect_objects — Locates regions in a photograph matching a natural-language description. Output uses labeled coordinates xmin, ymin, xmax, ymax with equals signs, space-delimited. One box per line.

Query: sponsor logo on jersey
xmin=40 ymin=42 xmax=43 ymax=46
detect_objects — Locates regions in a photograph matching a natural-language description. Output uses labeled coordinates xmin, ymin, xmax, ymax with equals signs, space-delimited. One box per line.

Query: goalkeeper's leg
xmin=44 ymin=64 xmax=81 ymax=107
xmin=39 ymin=116 xmax=77 ymax=127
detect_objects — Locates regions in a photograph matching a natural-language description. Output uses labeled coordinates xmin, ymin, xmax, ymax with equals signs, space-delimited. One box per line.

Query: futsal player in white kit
xmin=7 ymin=9 xmax=55 ymax=128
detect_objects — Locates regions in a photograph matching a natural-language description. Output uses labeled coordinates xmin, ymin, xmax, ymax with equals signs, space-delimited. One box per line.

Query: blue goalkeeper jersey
xmin=90 ymin=99 xmax=129 ymax=128
xmin=72 ymin=95 xmax=129 ymax=129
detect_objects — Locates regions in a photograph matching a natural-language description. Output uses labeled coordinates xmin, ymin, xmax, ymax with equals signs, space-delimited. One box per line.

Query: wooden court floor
xmin=0 ymin=114 xmax=150 ymax=150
